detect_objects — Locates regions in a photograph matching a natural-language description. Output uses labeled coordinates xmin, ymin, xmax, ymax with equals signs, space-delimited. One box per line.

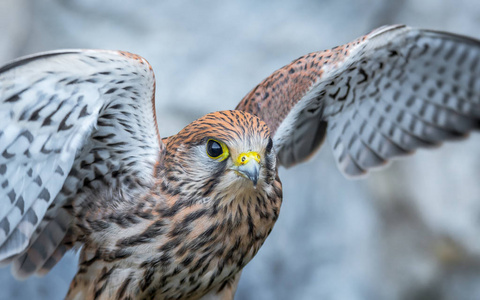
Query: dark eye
xmin=266 ymin=137 xmax=273 ymax=153
xmin=207 ymin=139 xmax=223 ymax=158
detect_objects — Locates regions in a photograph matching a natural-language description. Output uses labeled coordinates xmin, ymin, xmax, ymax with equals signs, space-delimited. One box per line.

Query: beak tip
xmin=236 ymin=159 xmax=260 ymax=187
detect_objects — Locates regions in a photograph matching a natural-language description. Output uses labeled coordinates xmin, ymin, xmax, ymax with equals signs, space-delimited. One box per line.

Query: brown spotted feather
xmin=236 ymin=33 xmax=365 ymax=135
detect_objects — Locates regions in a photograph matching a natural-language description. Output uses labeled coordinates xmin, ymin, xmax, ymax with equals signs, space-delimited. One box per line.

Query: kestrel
xmin=1 ymin=25 xmax=479 ymax=299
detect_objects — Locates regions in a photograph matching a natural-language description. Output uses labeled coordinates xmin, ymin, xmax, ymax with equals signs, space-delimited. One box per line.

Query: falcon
xmin=1 ymin=25 xmax=479 ymax=299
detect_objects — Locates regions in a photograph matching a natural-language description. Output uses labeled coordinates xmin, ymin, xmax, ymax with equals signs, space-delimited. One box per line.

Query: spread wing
xmin=236 ymin=25 xmax=480 ymax=176
xmin=0 ymin=50 xmax=161 ymax=277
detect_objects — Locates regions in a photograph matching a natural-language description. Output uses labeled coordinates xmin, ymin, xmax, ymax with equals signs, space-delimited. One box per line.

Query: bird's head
xmin=162 ymin=110 xmax=276 ymax=200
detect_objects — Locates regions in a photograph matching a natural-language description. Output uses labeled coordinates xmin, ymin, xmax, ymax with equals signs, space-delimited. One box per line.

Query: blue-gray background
xmin=1 ymin=1 xmax=480 ymax=299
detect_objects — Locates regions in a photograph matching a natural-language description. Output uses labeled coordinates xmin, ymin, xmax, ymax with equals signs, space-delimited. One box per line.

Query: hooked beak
xmin=232 ymin=151 xmax=261 ymax=187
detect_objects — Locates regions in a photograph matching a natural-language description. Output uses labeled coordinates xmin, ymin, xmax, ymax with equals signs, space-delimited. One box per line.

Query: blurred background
xmin=1 ymin=0 xmax=480 ymax=299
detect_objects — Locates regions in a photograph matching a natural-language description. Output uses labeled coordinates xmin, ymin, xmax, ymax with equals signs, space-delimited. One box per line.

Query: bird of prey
xmin=0 ymin=24 xmax=479 ymax=299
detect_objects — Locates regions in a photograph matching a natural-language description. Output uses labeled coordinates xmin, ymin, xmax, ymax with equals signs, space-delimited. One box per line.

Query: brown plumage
xmin=1 ymin=25 xmax=480 ymax=299
xmin=65 ymin=111 xmax=281 ymax=299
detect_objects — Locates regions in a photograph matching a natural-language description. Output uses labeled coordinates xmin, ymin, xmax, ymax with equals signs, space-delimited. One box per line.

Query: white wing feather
xmin=323 ymin=26 xmax=480 ymax=176
xmin=0 ymin=50 xmax=160 ymax=277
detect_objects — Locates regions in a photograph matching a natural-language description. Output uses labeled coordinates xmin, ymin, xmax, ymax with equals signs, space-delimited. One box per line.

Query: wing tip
xmin=339 ymin=159 xmax=391 ymax=180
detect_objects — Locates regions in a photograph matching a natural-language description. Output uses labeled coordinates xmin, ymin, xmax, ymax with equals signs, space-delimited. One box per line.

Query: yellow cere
xmin=207 ymin=139 xmax=230 ymax=161
xmin=235 ymin=151 xmax=261 ymax=166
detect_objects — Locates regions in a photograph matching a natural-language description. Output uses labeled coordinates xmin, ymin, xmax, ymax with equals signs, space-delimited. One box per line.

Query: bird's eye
xmin=266 ymin=137 xmax=273 ymax=153
xmin=207 ymin=140 xmax=222 ymax=157
xmin=206 ymin=139 xmax=229 ymax=161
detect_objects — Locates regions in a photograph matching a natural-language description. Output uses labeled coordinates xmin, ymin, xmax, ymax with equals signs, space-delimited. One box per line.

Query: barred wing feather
xmin=237 ymin=25 xmax=480 ymax=176
xmin=0 ymin=50 xmax=160 ymax=277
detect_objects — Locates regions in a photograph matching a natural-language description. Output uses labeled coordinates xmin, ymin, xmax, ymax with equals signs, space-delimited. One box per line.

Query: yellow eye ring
xmin=206 ymin=139 xmax=229 ymax=161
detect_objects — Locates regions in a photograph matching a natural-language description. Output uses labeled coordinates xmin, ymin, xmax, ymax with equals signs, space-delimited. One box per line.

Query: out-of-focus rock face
xmin=1 ymin=1 xmax=480 ymax=299
xmin=0 ymin=0 xmax=31 ymax=60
